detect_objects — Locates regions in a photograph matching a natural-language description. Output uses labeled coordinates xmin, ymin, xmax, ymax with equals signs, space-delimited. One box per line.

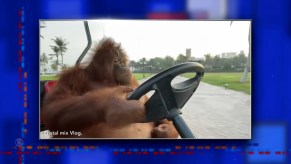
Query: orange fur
xmin=42 ymin=38 xmax=178 ymax=138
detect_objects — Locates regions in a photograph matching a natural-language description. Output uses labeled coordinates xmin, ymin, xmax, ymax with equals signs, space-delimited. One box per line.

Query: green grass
xmin=40 ymin=73 xmax=152 ymax=81
xmin=40 ymin=75 xmax=58 ymax=81
xmin=183 ymin=72 xmax=251 ymax=94
xmin=41 ymin=73 xmax=250 ymax=94
xmin=133 ymin=73 xmax=152 ymax=80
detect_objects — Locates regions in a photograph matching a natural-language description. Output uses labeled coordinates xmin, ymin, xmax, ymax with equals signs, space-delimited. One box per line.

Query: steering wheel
xmin=128 ymin=62 xmax=204 ymax=138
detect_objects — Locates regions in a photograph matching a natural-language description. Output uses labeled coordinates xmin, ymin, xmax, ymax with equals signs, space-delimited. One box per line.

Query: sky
xmin=40 ymin=20 xmax=250 ymax=66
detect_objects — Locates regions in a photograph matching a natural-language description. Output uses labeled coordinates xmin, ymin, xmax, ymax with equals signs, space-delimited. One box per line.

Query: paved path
xmin=139 ymin=76 xmax=251 ymax=139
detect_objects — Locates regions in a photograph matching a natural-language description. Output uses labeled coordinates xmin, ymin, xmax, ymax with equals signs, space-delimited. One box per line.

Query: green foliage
xmin=40 ymin=53 xmax=49 ymax=75
xmin=49 ymin=45 xmax=60 ymax=66
xmin=132 ymin=56 xmax=176 ymax=73
xmin=202 ymin=52 xmax=248 ymax=72
xmin=50 ymin=36 xmax=69 ymax=69
xmin=203 ymin=53 xmax=212 ymax=68
xmin=176 ymin=54 xmax=189 ymax=64
xmin=40 ymin=53 xmax=48 ymax=65
xmin=51 ymin=63 xmax=58 ymax=71
xmin=61 ymin=64 xmax=70 ymax=71
xmin=222 ymin=63 xmax=232 ymax=71
xmin=164 ymin=55 xmax=175 ymax=68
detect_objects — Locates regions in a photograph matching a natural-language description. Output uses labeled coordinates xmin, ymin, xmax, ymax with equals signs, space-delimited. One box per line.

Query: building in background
xmin=186 ymin=48 xmax=191 ymax=58
xmin=186 ymin=48 xmax=204 ymax=62
xmin=221 ymin=52 xmax=237 ymax=58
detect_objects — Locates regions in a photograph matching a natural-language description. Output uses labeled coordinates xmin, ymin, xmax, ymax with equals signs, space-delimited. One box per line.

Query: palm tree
xmin=139 ymin=58 xmax=147 ymax=78
xmin=50 ymin=60 xmax=59 ymax=72
xmin=51 ymin=36 xmax=68 ymax=67
xmin=61 ymin=64 xmax=70 ymax=71
xmin=129 ymin=60 xmax=136 ymax=72
xmin=40 ymin=53 xmax=48 ymax=65
xmin=40 ymin=53 xmax=48 ymax=75
xmin=49 ymin=45 xmax=60 ymax=70
xmin=51 ymin=63 xmax=58 ymax=72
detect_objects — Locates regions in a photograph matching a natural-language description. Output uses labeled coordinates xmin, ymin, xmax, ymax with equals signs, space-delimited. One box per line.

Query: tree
xmin=147 ymin=58 xmax=156 ymax=73
xmin=222 ymin=63 xmax=232 ymax=71
xmin=163 ymin=56 xmax=175 ymax=69
xmin=231 ymin=56 xmax=241 ymax=68
xmin=176 ymin=54 xmax=188 ymax=64
xmin=51 ymin=63 xmax=58 ymax=72
xmin=49 ymin=45 xmax=60 ymax=70
xmin=51 ymin=36 xmax=68 ymax=68
xmin=238 ymin=53 xmax=247 ymax=66
xmin=139 ymin=58 xmax=147 ymax=78
xmin=61 ymin=64 xmax=70 ymax=71
xmin=40 ymin=53 xmax=48 ymax=66
xmin=129 ymin=60 xmax=137 ymax=72
xmin=204 ymin=54 xmax=213 ymax=68
xmin=154 ymin=57 xmax=164 ymax=71
xmin=212 ymin=55 xmax=221 ymax=69
xmin=40 ymin=53 xmax=48 ymax=75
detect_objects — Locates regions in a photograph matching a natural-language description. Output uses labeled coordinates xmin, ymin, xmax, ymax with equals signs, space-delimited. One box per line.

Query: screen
xmin=39 ymin=20 xmax=251 ymax=140
xmin=0 ymin=0 xmax=290 ymax=163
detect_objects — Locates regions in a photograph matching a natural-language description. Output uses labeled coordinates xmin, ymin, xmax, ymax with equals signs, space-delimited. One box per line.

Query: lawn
xmin=40 ymin=73 xmax=250 ymax=94
xmin=40 ymin=75 xmax=58 ymax=81
xmin=40 ymin=73 xmax=152 ymax=81
xmin=133 ymin=73 xmax=152 ymax=80
xmin=183 ymin=72 xmax=251 ymax=94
